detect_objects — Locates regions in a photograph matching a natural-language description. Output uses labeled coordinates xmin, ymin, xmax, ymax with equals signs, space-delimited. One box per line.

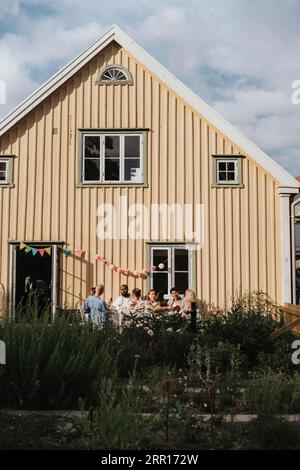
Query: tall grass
xmin=0 ymin=312 xmax=118 ymax=409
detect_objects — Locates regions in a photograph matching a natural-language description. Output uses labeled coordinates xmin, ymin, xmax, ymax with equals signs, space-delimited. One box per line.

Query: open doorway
xmin=9 ymin=243 xmax=61 ymax=317
xmin=16 ymin=247 xmax=52 ymax=312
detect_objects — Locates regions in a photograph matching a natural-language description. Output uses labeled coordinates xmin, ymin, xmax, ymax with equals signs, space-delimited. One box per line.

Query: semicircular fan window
xmin=101 ymin=67 xmax=127 ymax=81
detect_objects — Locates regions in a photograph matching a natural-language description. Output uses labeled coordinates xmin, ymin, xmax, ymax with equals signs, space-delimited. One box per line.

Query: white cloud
xmin=0 ymin=0 xmax=20 ymax=17
xmin=0 ymin=18 xmax=102 ymax=116
xmin=0 ymin=0 xmax=299 ymax=174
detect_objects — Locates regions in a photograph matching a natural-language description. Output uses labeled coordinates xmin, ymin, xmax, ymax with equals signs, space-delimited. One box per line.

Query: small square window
xmin=0 ymin=157 xmax=13 ymax=185
xmin=212 ymin=155 xmax=244 ymax=188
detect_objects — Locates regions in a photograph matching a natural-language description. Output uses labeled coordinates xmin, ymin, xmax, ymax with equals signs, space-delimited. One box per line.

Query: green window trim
xmin=211 ymin=154 xmax=245 ymax=188
xmin=0 ymin=155 xmax=16 ymax=187
xmin=77 ymin=129 xmax=149 ymax=187
xmin=145 ymin=242 xmax=197 ymax=297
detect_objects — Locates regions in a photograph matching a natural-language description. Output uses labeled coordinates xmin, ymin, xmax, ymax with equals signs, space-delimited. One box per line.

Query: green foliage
xmin=197 ymin=291 xmax=282 ymax=369
xmin=0 ymin=313 xmax=118 ymax=408
xmin=118 ymin=315 xmax=194 ymax=376
xmin=77 ymin=377 xmax=158 ymax=450
xmin=245 ymin=371 xmax=300 ymax=415
xmin=249 ymin=416 xmax=300 ymax=450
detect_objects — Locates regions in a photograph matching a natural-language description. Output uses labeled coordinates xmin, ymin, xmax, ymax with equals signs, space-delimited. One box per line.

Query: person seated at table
xmin=156 ymin=291 xmax=171 ymax=314
xmin=145 ymin=289 xmax=171 ymax=314
xmin=112 ymin=284 xmax=131 ymax=311
xmin=127 ymin=288 xmax=145 ymax=314
xmin=183 ymin=288 xmax=198 ymax=328
xmin=167 ymin=287 xmax=184 ymax=313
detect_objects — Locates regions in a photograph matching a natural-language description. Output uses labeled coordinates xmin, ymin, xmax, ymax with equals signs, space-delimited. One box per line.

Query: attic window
xmin=96 ymin=65 xmax=133 ymax=86
xmin=211 ymin=155 xmax=245 ymax=188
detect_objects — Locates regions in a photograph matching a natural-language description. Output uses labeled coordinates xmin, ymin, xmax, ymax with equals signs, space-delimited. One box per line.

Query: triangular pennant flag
xmin=45 ymin=247 xmax=52 ymax=256
xmin=19 ymin=242 xmax=27 ymax=250
xmin=75 ymin=249 xmax=84 ymax=258
xmin=31 ymin=248 xmax=38 ymax=256
xmin=63 ymin=248 xmax=71 ymax=256
xmin=25 ymin=245 xmax=32 ymax=254
xmin=38 ymin=248 xmax=45 ymax=257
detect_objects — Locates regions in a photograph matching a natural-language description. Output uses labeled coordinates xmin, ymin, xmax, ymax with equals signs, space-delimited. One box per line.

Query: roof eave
xmin=0 ymin=24 xmax=298 ymax=189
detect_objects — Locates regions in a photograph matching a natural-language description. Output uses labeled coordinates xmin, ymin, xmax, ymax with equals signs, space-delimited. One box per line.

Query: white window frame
xmin=150 ymin=245 xmax=194 ymax=298
xmin=216 ymin=159 xmax=238 ymax=185
xmin=0 ymin=159 xmax=8 ymax=184
xmin=82 ymin=133 xmax=144 ymax=184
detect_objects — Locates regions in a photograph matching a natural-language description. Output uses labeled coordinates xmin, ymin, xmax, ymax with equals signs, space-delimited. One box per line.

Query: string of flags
xmin=19 ymin=242 xmax=52 ymax=257
xmin=18 ymin=242 xmax=167 ymax=279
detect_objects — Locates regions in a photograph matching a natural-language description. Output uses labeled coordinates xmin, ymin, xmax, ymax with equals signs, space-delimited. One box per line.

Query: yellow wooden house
xmin=0 ymin=25 xmax=299 ymax=316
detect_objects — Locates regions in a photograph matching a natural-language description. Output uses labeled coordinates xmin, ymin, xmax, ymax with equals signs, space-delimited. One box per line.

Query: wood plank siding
xmin=0 ymin=41 xmax=282 ymax=311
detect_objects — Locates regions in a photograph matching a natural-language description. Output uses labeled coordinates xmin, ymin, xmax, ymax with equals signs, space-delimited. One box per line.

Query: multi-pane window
xmin=217 ymin=160 xmax=238 ymax=184
xmin=97 ymin=65 xmax=133 ymax=85
xmin=150 ymin=246 xmax=192 ymax=296
xmin=212 ymin=155 xmax=243 ymax=187
xmin=0 ymin=160 xmax=8 ymax=183
xmin=82 ymin=133 xmax=143 ymax=184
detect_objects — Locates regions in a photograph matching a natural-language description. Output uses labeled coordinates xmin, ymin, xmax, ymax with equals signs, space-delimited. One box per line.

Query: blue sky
xmin=0 ymin=0 xmax=299 ymax=175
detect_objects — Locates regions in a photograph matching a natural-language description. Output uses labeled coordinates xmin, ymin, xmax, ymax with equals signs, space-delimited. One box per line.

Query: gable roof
xmin=0 ymin=24 xmax=298 ymax=189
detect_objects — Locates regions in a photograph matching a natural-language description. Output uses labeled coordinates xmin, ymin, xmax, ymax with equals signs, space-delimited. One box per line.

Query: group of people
xmin=81 ymin=283 xmax=198 ymax=328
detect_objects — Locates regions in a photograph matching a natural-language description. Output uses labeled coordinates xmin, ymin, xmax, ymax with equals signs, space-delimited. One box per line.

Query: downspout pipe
xmin=291 ymin=194 xmax=300 ymax=303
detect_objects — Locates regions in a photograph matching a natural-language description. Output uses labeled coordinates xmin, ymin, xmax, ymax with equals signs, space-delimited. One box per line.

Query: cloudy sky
xmin=0 ymin=0 xmax=299 ymax=175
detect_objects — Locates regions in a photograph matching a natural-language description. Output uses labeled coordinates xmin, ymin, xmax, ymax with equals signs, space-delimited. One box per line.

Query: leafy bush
xmin=197 ymin=291 xmax=282 ymax=370
xmin=245 ymin=372 xmax=300 ymax=415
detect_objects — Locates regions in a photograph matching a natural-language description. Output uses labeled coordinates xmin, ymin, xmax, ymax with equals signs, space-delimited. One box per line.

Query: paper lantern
xmin=142 ymin=269 xmax=149 ymax=275
xmin=124 ymin=270 xmax=130 ymax=276
xmin=158 ymin=263 xmax=165 ymax=270
xmin=95 ymin=254 xmax=101 ymax=260
xmin=140 ymin=273 xmax=148 ymax=280
xmin=117 ymin=267 xmax=123 ymax=273
xmin=133 ymin=271 xmax=139 ymax=277
xmin=108 ymin=264 xmax=115 ymax=270
xmin=151 ymin=266 xmax=157 ymax=271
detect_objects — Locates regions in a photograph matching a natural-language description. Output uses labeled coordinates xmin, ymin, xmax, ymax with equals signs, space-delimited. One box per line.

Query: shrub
xmin=198 ymin=291 xmax=282 ymax=370
xmin=78 ymin=377 xmax=158 ymax=450
xmin=245 ymin=372 xmax=300 ymax=416
xmin=0 ymin=313 xmax=118 ymax=408
xmin=249 ymin=416 xmax=300 ymax=450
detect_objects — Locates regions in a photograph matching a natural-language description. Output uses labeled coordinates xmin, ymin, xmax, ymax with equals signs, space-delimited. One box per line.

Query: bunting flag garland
xmin=19 ymin=243 xmax=52 ymax=257
xmin=18 ymin=241 xmax=166 ymax=278
xmin=75 ymin=249 xmax=84 ymax=258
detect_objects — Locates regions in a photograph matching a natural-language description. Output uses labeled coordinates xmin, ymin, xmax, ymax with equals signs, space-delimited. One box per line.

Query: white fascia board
xmin=0 ymin=25 xmax=116 ymax=135
xmin=0 ymin=24 xmax=299 ymax=190
xmin=114 ymin=26 xmax=299 ymax=190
